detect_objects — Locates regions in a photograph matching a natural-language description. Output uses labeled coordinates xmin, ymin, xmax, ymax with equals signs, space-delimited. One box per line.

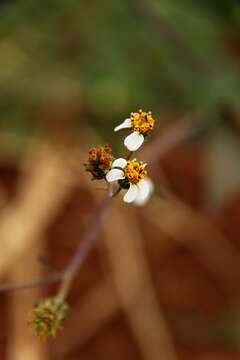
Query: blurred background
xmin=1 ymin=0 xmax=240 ymax=359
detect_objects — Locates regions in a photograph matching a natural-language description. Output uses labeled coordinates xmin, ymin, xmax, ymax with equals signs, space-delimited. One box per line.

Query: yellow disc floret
xmin=124 ymin=158 xmax=147 ymax=184
xmin=130 ymin=109 xmax=155 ymax=135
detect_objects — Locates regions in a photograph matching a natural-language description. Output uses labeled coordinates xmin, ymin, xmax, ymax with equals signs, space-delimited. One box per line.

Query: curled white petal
xmin=123 ymin=184 xmax=138 ymax=203
xmin=124 ymin=131 xmax=144 ymax=151
xmin=112 ymin=158 xmax=127 ymax=169
xmin=134 ymin=178 xmax=154 ymax=206
xmin=106 ymin=169 xmax=125 ymax=183
xmin=114 ymin=118 xmax=131 ymax=132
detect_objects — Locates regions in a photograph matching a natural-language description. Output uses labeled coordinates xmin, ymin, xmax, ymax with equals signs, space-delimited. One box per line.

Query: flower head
xmin=28 ymin=297 xmax=70 ymax=341
xmin=84 ymin=144 xmax=113 ymax=180
xmin=106 ymin=157 xmax=152 ymax=204
xmin=124 ymin=158 xmax=147 ymax=184
xmin=114 ymin=109 xmax=155 ymax=151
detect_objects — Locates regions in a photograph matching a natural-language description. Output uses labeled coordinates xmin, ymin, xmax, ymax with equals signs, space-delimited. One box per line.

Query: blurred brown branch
xmin=140 ymin=116 xmax=202 ymax=163
xmin=103 ymin=202 xmax=178 ymax=360
xmin=143 ymin=197 xmax=240 ymax=306
xmin=0 ymin=142 xmax=78 ymax=277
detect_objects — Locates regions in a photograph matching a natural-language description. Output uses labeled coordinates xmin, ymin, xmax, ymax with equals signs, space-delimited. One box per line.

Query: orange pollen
xmin=124 ymin=158 xmax=147 ymax=184
xmin=130 ymin=109 xmax=155 ymax=134
xmin=88 ymin=144 xmax=112 ymax=169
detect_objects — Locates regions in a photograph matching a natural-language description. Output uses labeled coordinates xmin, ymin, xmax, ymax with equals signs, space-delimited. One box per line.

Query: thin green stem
xmin=126 ymin=151 xmax=134 ymax=160
xmin=111 ymin=186 xmax=122 ymax=198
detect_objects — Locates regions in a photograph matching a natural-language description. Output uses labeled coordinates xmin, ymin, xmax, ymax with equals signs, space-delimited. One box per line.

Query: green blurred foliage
xmin=0 ymin=0 xmax=240 ymax=140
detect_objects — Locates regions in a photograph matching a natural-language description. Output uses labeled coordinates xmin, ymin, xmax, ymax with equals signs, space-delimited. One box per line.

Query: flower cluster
xmin=28 ymin=297 xmax=70 ymax=341
xmin=85 ymin=109 xmax=155 ymax=204
xmin=84 ymin=144 xmax=113 ymax=180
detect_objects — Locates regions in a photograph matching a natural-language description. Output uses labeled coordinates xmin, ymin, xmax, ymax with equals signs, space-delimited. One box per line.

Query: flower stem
xmin=57 ymin=196 xmax=112 ymax=300
xmin=126 ymin=151 xmax=134 ymax=160
xmin=111 ymin=186 xmax=122 ymax=198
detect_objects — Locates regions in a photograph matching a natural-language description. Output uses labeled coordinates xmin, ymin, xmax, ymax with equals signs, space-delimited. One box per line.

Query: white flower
xmin=114 ymin=110 xmax=155 ymax=151
xmin=106 ymin=158 xmax=153 ymax=204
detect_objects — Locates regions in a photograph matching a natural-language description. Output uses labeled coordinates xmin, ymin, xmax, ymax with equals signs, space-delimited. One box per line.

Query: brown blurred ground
xmin=0 ymin=132 xmax=240 ymax=359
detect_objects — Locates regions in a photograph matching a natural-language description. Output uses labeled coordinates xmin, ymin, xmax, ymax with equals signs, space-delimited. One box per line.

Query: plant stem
xmin=126 ymin=151 xmax=134 ymax=160
xmin=0 ymin=272 xmax=63 ymax=294
xmin=111 ymin=186 xmax=122 ymax=198
xmin=57 ymin=196 xmax=112 ymax=300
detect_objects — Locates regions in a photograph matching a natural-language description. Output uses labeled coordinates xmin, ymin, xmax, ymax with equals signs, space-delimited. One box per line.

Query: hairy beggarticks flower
xmin=84 ymin=144 xmax=113 ymax=180
xmin=29 ymin=297 xmax=70 ymax=341
xmin=106 ymin=158 xmax=152 ymax=203
xmin=114 ymin=109 xmax=155 ymax=151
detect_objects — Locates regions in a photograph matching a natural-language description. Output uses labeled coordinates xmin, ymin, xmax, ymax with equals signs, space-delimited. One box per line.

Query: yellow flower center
xmin=124 ymin=158 xmax=147 ymax=184
xmin=130 ymin=109 xmax=155 ymax=134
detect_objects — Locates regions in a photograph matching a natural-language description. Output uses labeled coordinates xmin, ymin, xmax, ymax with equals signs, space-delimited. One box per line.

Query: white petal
xmin=106 ymin=169 xmax=125 ymax=183
xmin=124 ymin=131 xmax=144 ymax=151
xmin=114 ymin=118 xmax=131 ymax=132
xmin=138 ymin=179 xmax=150 ymax=199
xmin=146 ymin=177 xmax=154 ymax=194
xmin=134 ymin=178 xmax=154 ymax=206
xmin=134 ymin=194 xmax=149 ymax=206
xmin=123 ymin=184 xmax=138 ymax=203
xmin=112 ymin=158 xmax=127 ymax=169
